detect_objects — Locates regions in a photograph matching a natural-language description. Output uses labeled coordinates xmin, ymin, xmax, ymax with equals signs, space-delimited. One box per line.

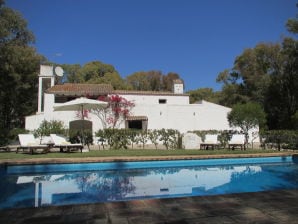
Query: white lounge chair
xmin=17 ymin=134 xmax=50 ymax=154
xmin=200 ymin=134 xmax=220 ymax=150
xmin=50 ymin=134 xmax=83 ymax=153
xmin=228 ymin=134 xmax=246 ymax=150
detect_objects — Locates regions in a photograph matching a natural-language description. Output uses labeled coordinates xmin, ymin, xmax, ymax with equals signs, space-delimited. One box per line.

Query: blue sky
xmin=6 ymin=0 xmax=296 ymax=91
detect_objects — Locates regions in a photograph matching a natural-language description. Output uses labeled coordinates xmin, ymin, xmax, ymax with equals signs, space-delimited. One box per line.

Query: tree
xmin=0 ymin=2 xmax=44 ymax=144
xmin=62 ymin=63 xmax=81 ymax=83
xmin=264 ymin=38 xmax=298 ymax=129
xmin=286 ymin=3 xmax=298 ymax=34
xmin=126 ymin=71 xmax=153 ymax=90
xmin=34 ymin=120 xmax=66 ymax=142
xmin=92 ymin=95 xmax=135 ymax=129
xmin=187 ymin=88 xmax=220 ymax=104
xmin=162 ymin=72 xmax=181 ymax=91
xmin=74 ymin=61 xmax=127 ymax=89
xmin=217 ymin=39 xmax=297 ymax=129
xmin=228 ymin=103 xmax=266 ymax=145
xmin=217 ymin=43 xmax=281 ymax=107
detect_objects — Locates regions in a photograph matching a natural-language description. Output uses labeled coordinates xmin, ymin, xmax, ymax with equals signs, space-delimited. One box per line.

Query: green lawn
xmin=0 ymin=149 xmax=280 ymax=160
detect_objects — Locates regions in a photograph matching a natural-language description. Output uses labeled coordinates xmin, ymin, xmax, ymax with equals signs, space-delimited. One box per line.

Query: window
xmin=55 ymin=96 xmax=76 ymax=103
xmin=159 ymin=99 xmax=167 ymax=104
xmin=128 ymin=120 xmax=143 ymax=130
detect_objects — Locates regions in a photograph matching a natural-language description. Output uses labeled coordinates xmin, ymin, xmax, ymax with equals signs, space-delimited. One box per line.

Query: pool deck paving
xmin=0 ymin=152 xmax=298 ymax=224
xmin=0 ymin=189 xmax=298 ymax=224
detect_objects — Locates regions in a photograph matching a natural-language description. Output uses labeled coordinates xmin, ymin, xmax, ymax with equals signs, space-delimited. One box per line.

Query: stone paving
xmin=0 ymin=189 xmax=298 ymax=224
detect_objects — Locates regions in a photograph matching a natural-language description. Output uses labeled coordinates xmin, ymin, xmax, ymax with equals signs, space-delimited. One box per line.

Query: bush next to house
xmin=96 ymin=128 xmax=181 ymax=150
xmin=34 ymin=120 xmax=67 ymax=142
xmin=157 ymin=128 xmax=180 ymax=150
xmin=260 ymin=130 xmax=298 ymax=150
xmin=69 ymin=130 xmax=93 ymax=146
xmin=262 ymin=130 xmax=298 ymax=150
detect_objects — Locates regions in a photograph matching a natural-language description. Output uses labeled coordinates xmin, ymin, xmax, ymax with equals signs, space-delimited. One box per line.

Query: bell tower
xmin=173 ymin=79 xmax=184 ymax=94
xmin=38 ymin=65 xmax=55 ymax=113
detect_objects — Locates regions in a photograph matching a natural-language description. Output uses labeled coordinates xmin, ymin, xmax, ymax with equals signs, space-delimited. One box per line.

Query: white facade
xmin=26 ymin=92 xmax=231 ymax=134
xmin=25 ymin=65 xmax=259 ymax=143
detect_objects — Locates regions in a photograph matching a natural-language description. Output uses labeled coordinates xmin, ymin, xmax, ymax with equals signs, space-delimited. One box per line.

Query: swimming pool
xmin=0 ymin=156 xmax=297 ymax=209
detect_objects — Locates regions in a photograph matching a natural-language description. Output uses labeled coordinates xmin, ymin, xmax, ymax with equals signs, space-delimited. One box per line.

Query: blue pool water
xmin=0 ymin=156 xmax=297 ymax=209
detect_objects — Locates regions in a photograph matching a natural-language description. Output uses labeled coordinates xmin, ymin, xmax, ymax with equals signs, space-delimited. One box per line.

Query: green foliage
xmin=126 ymin=129 xmax=139 ymax=149
xmin=228 ymin=103 xmax=266 ymax=143
xmin=148 ymin=129 xmax=159 ymax=149
xmin=264 ymin=38 xmax=298 ymax=129
xmin=216 ymin=37 xmax=298 ymax=130
xmin=69 ymin=129 xmax=93 ymax=146
xmin=191 ymin=130 xmax=232 ymax=148
xmin=95 ymin=129 xmax=131 ymax=149
xmin=286 ymin=4 xmax=298 ymax=34
xmin=158 ymin=129 xmax=180 ymax=150
xmin=260 ymin=130 xmax=298 ymax=150
xmin=70 ymin=61 xmax=127 ymax=90
xmin=0 ymin=128 xmax=28 ymax=146
xmin=286 ymin=18 xmax=298 ymax=34
xmin=34 ymin=120 xmax=66 ymax=138
xmin=8 ymin=128 xmax=28 ymax=141
xmin=95 ymin=128 xmax=182 ymax=150
xmin=0 ymin=2 xmax=44 ymax=143
xmin=187 ymin=88 xmax=220 ymax=104
xmin=125 ymin=71 xmax=183 ymax=91
xmin=292 ymin=111 xmax=298 ymax=129
xmin=136 ymin=130 xmax=148 ymax=149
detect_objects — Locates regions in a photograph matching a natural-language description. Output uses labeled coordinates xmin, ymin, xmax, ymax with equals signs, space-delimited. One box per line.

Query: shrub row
xmin=95 ymin=128 xmax=182 ymax=150
xmin=260 ymin=130 xmax=298 ymax=150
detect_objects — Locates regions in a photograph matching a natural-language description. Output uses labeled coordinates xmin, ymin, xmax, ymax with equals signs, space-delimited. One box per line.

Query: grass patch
xmin=0 ymin=149 xmax=279 ymax=160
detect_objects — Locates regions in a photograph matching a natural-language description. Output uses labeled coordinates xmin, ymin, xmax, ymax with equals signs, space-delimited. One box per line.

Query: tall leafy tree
xmin=75 ymin=61 xmax=127 ymax=90
xmin=62 ymin=63 xmax=81 ymax=83
xmin=162 ymin=72 xmax=181 ymax=91
xmin=217 ymin=43 xmax=280 ymax=106
xmin=286 ymin=3 xmax=298 ymax=34
xmin=126 ymin=70 xmax=183 ymax=91
xmin=228 ymin=103 xmax=266 ymax=144
xmin=126 ymin=71 xmax=153 ymax=91
xmin=0 ymin=1 xmax=44 ymax=143
xmin=265 ymin=38 xmax=298 ymax=129
xmin=217 ymin=39 xmax=297 ymax=129
xmin=187 ymin=88 xmax=220 ymax=104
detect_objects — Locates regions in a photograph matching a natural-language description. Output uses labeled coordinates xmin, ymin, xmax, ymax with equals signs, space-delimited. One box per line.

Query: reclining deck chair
xmin=228 ymin=134 xmax=246 ymax=150
xmin=17 ymin=134 xmax=50 ymax=154
xmin=50 ymin=134 xmax=83 ymax=153
xmin=200 ymin=134 xmax=220 ymax=150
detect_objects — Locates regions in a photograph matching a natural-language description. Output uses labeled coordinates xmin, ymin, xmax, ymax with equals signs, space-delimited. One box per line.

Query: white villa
xmin=25 ymin=65 xmax=258 ymax=144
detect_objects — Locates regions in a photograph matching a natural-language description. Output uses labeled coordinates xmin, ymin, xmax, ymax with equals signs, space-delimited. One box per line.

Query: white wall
xmin=120 ymin=94 xmax=189 ymax=105
xmin=130 ymin=100 xmax=231 ymax=133
xmin=25 ymin=91 xmax=259 ymax=143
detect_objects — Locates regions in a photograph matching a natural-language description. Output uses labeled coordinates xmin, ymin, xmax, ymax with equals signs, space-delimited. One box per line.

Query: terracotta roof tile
xmin=126 ymin=116 xmax=148 ymax=121
xmin=114 ymin=90 xmax=188 ymax=96
xmin=173 ymin=79 xmax=184 ymax=84
xmin=46 ymin=83 xmax=189 ymax=96
xmin=46 ymin=83 xmax=114 ymax=96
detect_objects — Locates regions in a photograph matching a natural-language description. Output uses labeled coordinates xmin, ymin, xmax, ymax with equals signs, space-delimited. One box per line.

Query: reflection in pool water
xmin=0 ymin=156 xmax=297 ymax=209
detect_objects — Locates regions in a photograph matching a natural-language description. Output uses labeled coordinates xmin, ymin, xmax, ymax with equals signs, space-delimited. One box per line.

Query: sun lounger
xmin=228 ymin=134 xmax=246 ymax=150
xmin=50 ymin=134 xmax=83 ymax=153
xmin=200 ymin=134 xmax=220 ymax=150
xmin=17 ymin=134 xmax=50 ymax=154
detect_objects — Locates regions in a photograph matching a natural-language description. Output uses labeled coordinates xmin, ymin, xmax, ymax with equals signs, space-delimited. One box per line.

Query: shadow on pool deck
xmin=0 ymin=189 xmax=298 ymax=224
